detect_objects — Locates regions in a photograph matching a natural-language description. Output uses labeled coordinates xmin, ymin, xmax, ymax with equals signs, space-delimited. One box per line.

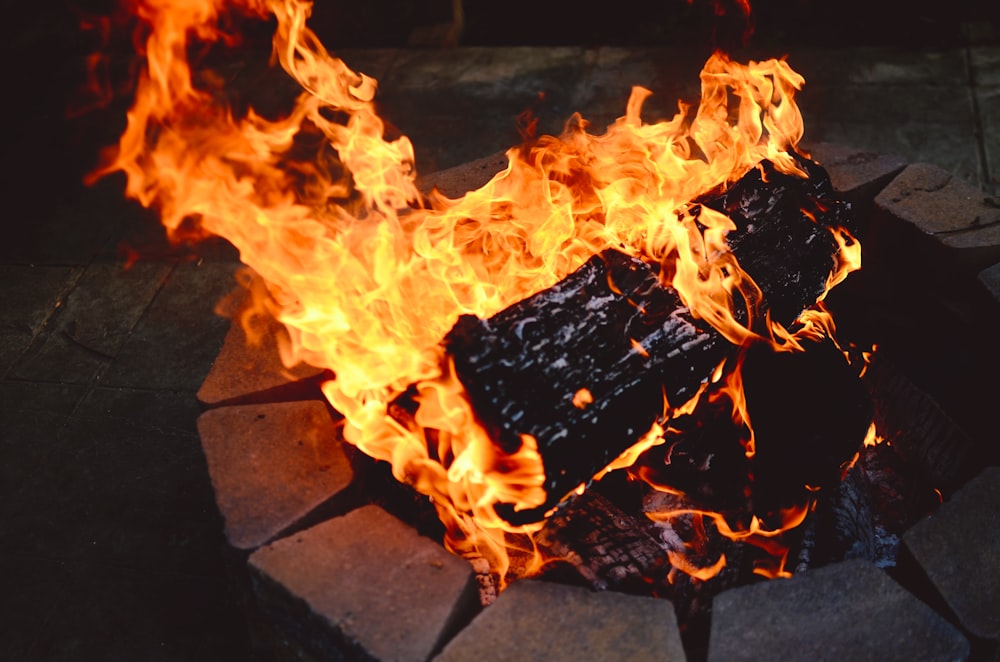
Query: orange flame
xmin=91 ymin=0 xmax=860 ymax=588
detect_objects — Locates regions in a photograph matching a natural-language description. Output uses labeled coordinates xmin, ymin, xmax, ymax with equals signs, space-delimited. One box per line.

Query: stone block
xmin=433 ymin=579 xmax=686 ymax=662
xmin=417 ymin=151 xmax=509 ymax=199
xmin=249 ymin=505 xmax=479 ymax=662
xmin=979 ymin=261 xmax=1000 ymax=301
xmin=874 ymin=163 xmax=1000 ymax=267
xmin=708 ymin=559 xmax=969 ymax=662
xmin=101 ymin=261 xmax=238 ymax=391
xmin=976 ymin=83 xmax=1000 ymax=195
xmin=803 ymin=120 xmax=982 ymax=192
xmin=198 ymin=401 xmax=354 ymax=551
xmin=805 ymin=142 xmax=907 ymax=200
xmin=903 ymin=466 xmax=1000 ymax=643
xmin=197 ymin=306 xmax=325 ymax=408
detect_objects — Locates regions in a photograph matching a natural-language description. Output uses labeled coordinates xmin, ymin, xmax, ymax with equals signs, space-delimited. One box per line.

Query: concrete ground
xmin=2 ymin=2 xmax=999 ymax=659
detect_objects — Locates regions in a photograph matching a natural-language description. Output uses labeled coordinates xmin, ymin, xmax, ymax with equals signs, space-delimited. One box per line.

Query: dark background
xmin=288 ymin=0 xmax=1000 ymax=50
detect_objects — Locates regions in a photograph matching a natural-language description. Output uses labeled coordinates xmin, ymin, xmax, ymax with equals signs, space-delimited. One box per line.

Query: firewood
xmin=444 ymin=154 xmax=860 ymax=525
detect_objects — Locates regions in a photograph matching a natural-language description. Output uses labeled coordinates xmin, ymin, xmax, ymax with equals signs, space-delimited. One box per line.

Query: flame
xmin=572 ymin=388 xmax=594 ymax=409
xmin=91 ymin=0 xmax=861 ymax=589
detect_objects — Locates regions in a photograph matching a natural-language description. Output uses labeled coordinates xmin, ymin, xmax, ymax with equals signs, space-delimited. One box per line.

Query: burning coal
xmin=88 ymin=0 xmax=868 ymax=593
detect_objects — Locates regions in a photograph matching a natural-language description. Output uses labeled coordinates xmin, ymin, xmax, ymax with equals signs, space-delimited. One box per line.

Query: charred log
xmin=740 ymin=337 xmax=873 ymax=512
xmin=631 ymin=335 xmax=872 ymax=523
xmin=443 ymin=154 xmax=862 ymax=525
xmin=533 ymin=489 xmax=673 ymax=594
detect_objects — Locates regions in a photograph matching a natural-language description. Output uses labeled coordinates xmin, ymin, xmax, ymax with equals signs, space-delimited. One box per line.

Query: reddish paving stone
xmin=417 ymin=150 xmax=509 ymax=199
xmin=197 ymin=401 xmax=353 ymax=551
xmin=433 ymin=579 xmax=686 ymax=662
xmin=249 ymin=505 xmax=479 ymax=662
xmin=874 ymin=163 xmax=1000 ymax=265
xmin=707 ymin=559 xmax=969 ymax=662
xmin=197 ymin=305 xmax=325 ymax=407
xmin=903 ymin=466 xmax=1000 ymax=644
xmin=806 ymin=142 xmax=908 ymax=199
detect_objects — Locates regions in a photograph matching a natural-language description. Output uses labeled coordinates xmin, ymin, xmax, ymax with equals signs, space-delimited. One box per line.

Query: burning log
xmin=634 ymin=335 xmax=873 ymax=518
xmin=443 ymin=154 xmax=861 ymax=525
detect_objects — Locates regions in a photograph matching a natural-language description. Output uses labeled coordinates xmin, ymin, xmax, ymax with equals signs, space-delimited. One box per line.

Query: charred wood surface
xmin=533 ymin=486 xmax=746 ymax=643
xmin=632 ymin=335 xmax=872 ymax=521
xmin=533 ymin=489 xmax=673 ymax=594
xmin=445 ymin=155 xmax=858 ymax=524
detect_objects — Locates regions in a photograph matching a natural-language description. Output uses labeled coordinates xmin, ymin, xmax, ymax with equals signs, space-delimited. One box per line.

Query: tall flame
xmin=90 ymin=0 xmax=858 ymax=589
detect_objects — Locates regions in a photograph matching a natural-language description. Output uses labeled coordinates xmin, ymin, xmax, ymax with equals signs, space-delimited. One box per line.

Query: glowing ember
xmin=89 ymin=0 xmax=864 ymax=591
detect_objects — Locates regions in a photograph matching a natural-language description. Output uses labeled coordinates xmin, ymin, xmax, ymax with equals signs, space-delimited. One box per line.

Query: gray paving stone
xmin=799 ymin=82 xmax=974 ymax=127
xmin=386 ymin=46 xmax=586 ymax=99
xmin=708 ymin=559 xmax=969 ymax=662
xmin=198 ymin=401 xmax=353 ymax=550
xmin=875 ymin=162 xmax=1000 ymax=260
xmin=101 ymin=261 xmax=239 ymax=390
xmin=1 ymin=386 xmax=218 ymax=570
xmin=19 ymin=557 xmax=249 ymax=661
xmin=979 ymin=261 xmax=1000 ymax=301
xmin=9 ymin=260 xmax=172 ymax=385
xmin=903 ymin=466 xmax=1000 ymax=642
xmin=249 ymin=505 xmax=478 ymax=662
xmin=0 ymin=379 xmax=89 ymax=418
xmin=377 ymin=47 xmax=590 ymax=173
xmin=0 ymin=265 xmax=77 ymax=375
xmin=805 ymin=142 xmax=908 ymax=198
xmin=785 ymin=51 xmax=974 ymax=181
xmin=971 ymin=46 xmax=1000 ymax=87
xmin=0 ymin=554 xmax=74 ymax=660
xmin=196 ymin=306 xmax=324 ymax=407
xmin=975 ymin=84 xmax=1000 ymax=195
xmin=789 ymin=48 xmax=968 ymax=87
xmin=66 ymin=386 xmax=225 ymax=572
xmin=434 ymin=579 xmax=686 ymax=662
xmin=804 ymin=120 xmax=982 ymax=190
xmin=0 ymin=380 xmax=89 ymax=503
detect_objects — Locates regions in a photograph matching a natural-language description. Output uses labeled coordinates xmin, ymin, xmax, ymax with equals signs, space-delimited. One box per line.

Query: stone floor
xmin=3 ymin=3 xmax=1000 ymax=660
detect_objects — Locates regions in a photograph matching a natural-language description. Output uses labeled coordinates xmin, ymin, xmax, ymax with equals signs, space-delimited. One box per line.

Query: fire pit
xmin=191 ymin=144 xmax=1000 ymax=661
xmin=84 ymin=0 xmax=1000 ymax=660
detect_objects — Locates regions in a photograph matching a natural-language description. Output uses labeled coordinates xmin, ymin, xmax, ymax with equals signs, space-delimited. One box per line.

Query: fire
xmin=89 ymin=0 xmax=861 ymax=591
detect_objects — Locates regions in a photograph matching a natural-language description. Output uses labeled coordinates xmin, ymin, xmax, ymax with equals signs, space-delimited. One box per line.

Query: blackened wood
xmin=445 ymin=154 xmax=858 ymax=525
xmin=447 ymin=249 xmax=726 ymax=525
xmin=631 ymin=335 xmax=873 ymax=531
xmin=534 ymin=489 xmax=673 ymax=593
xmin=739 ymin=337 xmax=873 ymax=512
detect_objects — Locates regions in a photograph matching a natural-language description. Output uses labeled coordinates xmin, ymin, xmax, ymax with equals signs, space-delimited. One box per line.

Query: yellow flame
xmin=91 ymin=0 xmax=860 ymax=588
